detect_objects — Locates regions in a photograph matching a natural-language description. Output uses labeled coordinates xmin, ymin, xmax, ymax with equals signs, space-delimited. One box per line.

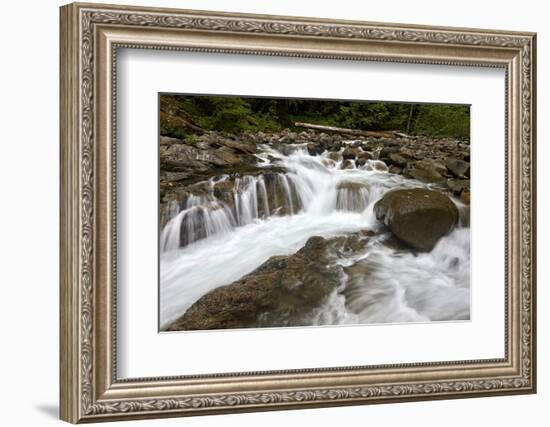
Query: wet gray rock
xmin=387 ymin=152 xmax=409 ymax=167
xmin=388 ymin=165 xmax=403 ymax=175
xmin=160 ymin=135 xmax=257 ymax=175
xmin=319 ymin=133 xmax=334 ymax=146
xmin=341 ymin=159 xmax=355 ymax=169
xmin=447 ymin=178 xmax=470 ymax=194
xmin=342 ymin=146 xmax=360 ymax=160
xmin=327 ymin=151 xmax=342 ymax=162
xmin=166 ymin=233 xmax=372 ymax=331
xmin=326 ymin=141 xmax=342 ymax=152
xmin=307 ymin=143 xmax=324 ymax=156
xmin=358 ymin=151 xmax=373 ymax=161
xmin=355 ymin=151 xmax=373 ymax=167
xmin=379 ymin=146 xmax=400 ymax=159
xmin=217 ymin=138 xmax=258 ymax=155
xmin=403 ymin=159 xmax=447 ymax=185
xmin=445 ymin=157 xmax=470 ymax=178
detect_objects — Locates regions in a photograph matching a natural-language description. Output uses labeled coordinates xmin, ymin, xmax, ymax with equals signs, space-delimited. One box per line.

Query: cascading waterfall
xmin=257 ymin=175 xmax=270 ymax=219
xmin=160 ymin=171 xmax=305 ymax=251
xmin=160 ymin=196 xmax=236 ymax=252
xmin=336 ymin=184 xmax=370 ymax=212
xmin=160 ymin=143 xmax=470 ymax=329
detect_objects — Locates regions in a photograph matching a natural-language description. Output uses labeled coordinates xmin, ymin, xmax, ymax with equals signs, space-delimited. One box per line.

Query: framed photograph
xmin=60 ymin=2 xmax=537 ymax=423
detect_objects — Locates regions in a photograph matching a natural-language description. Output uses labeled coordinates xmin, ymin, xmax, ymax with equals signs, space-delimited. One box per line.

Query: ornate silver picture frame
xmin=60 ymin=2 xmax=536 ymax=423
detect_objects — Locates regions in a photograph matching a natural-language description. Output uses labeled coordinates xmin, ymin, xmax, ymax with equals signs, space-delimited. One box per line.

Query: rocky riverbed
xmin=159 ymin=128 xmax=470 ymax=331
xmin=160 ymin=129 xmax=470 ymax=224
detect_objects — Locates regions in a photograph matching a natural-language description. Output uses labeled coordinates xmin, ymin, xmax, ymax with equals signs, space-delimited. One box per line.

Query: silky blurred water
xmin=159 ymin=144 xmax=470 ymax=329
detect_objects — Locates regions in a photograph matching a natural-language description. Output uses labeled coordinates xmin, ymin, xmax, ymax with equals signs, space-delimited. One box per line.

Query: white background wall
xmin=0 ymin=0 xmax=545 ymax=425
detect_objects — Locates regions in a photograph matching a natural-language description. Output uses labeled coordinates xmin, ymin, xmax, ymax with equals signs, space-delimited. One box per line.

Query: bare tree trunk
xmin=294 ymin=122 xmax=409 ymax=139
xmin=406 ymin=104 xmax=415 ymax=135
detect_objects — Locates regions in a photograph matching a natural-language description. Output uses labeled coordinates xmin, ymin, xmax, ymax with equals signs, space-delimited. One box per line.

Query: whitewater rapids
xmin=159 ymin=143 xmax=470 ymax=330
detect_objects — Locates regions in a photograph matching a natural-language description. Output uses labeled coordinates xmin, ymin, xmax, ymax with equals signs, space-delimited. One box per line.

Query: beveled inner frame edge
xmin=98 ymin=24 xmax=519 ymax=395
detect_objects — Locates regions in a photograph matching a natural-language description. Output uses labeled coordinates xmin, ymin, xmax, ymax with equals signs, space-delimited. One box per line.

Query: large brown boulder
xmin=374 ymin=188 xmax=459 ymax=251
xmin=166 ymin=233 xmax=371 ymax=331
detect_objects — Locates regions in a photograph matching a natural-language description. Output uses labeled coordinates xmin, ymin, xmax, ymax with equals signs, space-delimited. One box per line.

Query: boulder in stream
xmin=342 ymin=146 xmax=360 ymax=160
xmin=165 ymin=233 xmax=371 ymax=331
xmin=374 ymin=188 xmax=459 ymax=251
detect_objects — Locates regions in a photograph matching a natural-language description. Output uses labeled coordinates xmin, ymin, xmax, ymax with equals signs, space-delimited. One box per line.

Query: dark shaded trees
xmin=160 ymin=94 xmax=470 ymax=140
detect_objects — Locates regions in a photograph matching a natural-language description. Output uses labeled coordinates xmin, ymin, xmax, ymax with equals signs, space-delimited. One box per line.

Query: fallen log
xmin=294 ymin=122 xmax=410 ymax=139
xmin=160 ymin=110 xmax=209 ymax=134
xmin=181 ymin=118 xmax=209 ymax=134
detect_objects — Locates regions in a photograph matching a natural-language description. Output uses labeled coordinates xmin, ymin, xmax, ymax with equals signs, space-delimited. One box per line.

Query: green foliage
xmin=160 ymin=94 xmax=470 ymax=140
xmin=339 ymin=103 xmax=391 ymax=130
xmin=413 ymin=104 xmax=470 ymax=139
xmin=159 ymin=111 xmax=188 ymax=140
xmin=184 ymin=134 xmax=198 ymax=145
xmin=191 ymin=97 xmax=254 ymax=133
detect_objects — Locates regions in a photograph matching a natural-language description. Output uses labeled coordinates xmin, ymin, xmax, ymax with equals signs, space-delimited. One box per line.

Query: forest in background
xmin=160 ymin=94 xmax=470 ymax=141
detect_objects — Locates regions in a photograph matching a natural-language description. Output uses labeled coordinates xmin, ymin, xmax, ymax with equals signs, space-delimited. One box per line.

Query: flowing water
xmin=159 ymin=143 xmax=470 ymax=329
